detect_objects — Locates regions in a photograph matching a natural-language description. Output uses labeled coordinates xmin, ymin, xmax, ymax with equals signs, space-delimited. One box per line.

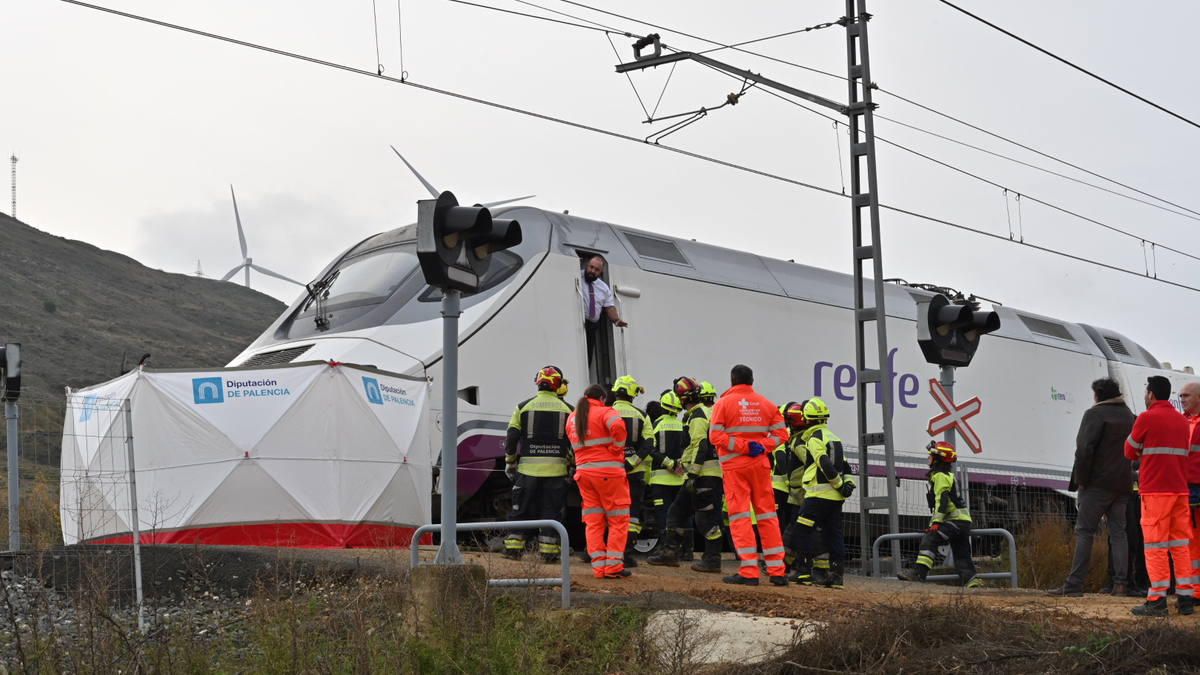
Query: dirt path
xmin=404 ymin=548 xmax=1200 ymax=625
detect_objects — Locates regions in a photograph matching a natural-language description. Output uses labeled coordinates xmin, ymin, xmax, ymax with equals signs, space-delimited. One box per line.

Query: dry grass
xmin=734 ymin=596 xmax=1200 ymax=675
xmin=1016 ymin=512 xmax=1111 ymax=591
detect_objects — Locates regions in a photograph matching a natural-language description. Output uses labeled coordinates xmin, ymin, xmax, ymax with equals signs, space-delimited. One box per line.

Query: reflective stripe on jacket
xmin=648 ymin=414 xmax=687 ymax=486
xmin=1125 ymin=400 xmax=1189 ymax=495
xmin=566 ymin=398 xmax=628 ymax=470
xmin=928 ymin=469 xmax=971 ymax=524
xmin=504 ymin=391 xmax=574 ymax=477
xmin=612 ymin=400 xmax=655 ymax=474
xmin=801 ymin=424 xmax=851 ymax=501
xmin=709 ymin=383 xmax=788 ymax=472
xmin=681 ymin=405 xmax=720 ymax=477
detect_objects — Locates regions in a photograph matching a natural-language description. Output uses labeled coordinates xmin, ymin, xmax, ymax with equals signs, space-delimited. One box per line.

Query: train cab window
xmin=302 ymin=245 xmax=420 ymax=314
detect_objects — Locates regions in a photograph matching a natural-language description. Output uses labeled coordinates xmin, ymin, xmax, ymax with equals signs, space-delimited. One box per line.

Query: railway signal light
xmin=0 ymin=343 xmax=20 ymax=402
xmin=417 ymin=190 xmax=522 ymax=293
xmin=916 ymin=294 xmax=1000 ymax=367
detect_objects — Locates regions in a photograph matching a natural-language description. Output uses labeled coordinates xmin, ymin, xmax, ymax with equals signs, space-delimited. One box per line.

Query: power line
xmin=58 ymin=0 xmax=1200 ymax=295
xmin=936 ymin=0 xmax=1200 ymax=132
xmin=447 ymin=0 xmax=624 ymax=35
xmin=694 ymin=59 xmax=1200 ymax=261
xmin=541 ymin=0 xmax=1200 ymax=220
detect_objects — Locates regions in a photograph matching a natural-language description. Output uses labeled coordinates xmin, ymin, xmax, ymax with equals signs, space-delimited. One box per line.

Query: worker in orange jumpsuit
xmin=566 ymin=383 xmax=631 ymax=579
xmin=1180 ymin=381 xmax=1200 ymax=606
xmin=1125 ymin=375 xmax=1193 ymax=616
xmin=709 ymin=364 xmax=789 ymax=586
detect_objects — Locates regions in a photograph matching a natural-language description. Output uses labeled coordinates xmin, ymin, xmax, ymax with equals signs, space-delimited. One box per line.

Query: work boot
xmin=679 ymin=529 xmax=696 ymax=561
xmin=723 ymin=573 xmax=759 ymax=586
xmin=824 ymin=561 xmax=844 ymax=589
xmin=1045 ymin=584 xmax=1083 ymax=598
xmin=502 ymin=549 xmax=522 ymax=561
xmin=769 ymin=575 xmax=788 ymax=587
xmin=897 ymin=565 xmax=929 ymax=583
xmin=647 ymin=530 xmax=682 ymax=567
xmin=1178 ymin=595 xmax=1195 ymax=616
xmin=577 ymin=549 xmax=592 ymax=565
xmin=623 ymin=537 xmax=639 ymax=568
xmin=604 ymin=569 xmax=632 ymax=579
xmin=812 ymin=558 xmax=830 ymax=587
xmin=690 ymin=538 xmax=723 ymax=574
xmin=786 ymin=559 xmax=813 ymax=586
xmin=1110 ymin=583 xmax=1127 ymax=597
xmin=965 ymin=577 xmax=984 ymax=589
xmin=541 ymin=554 xmax=560 ymax=565
xmin=1132 ymin=598 xmax=1169 ymax=617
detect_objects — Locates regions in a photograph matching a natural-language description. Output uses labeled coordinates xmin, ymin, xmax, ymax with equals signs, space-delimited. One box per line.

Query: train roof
xmin=493 ymin=206 xmax=1162 ymax=368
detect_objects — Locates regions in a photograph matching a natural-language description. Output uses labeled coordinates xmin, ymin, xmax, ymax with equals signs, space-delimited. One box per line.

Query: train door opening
xmin=578 ymin=253 xmax=618 ymax=389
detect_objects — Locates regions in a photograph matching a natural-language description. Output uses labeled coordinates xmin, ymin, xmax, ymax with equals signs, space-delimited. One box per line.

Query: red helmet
xmin=673 ymin=376 xmax=701 ymax=403
xmin=926 ymin=440 xmax=957 ymax=463
xmin=534 ymin=366 xmax=564 ymax=391
xmin=783 ymin=400 xmax=807 ymax=428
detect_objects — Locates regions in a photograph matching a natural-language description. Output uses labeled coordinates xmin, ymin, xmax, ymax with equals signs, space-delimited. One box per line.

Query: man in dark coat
xmin=1047 ymin=377 xmax=1136 ymax=597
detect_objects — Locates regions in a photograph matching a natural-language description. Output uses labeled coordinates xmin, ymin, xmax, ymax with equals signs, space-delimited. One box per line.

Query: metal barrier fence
xmin=410 ymin=520 xmax=571 ymax=610
xmin=846 ymin=447 xmax=1072 ymax=572
xmin=2 ymin=394 xmax=148 ymax=632
xmin=872 ymin=529 xmax=1019 ymax=588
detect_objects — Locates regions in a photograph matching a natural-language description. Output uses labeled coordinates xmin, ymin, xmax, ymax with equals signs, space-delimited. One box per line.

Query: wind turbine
xmin=389 ymin=146 xmax=534 ymax=208
xmin=220 ymin=186 xmax=304 ymax=289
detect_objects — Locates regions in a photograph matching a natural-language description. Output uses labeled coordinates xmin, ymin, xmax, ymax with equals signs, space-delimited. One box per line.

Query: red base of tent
xmin=88 ymin=523 xmax=434 ymax=549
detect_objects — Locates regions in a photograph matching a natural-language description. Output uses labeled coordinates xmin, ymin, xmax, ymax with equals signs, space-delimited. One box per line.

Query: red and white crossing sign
xmin=927 ymin=378 xmax=983 ymax=454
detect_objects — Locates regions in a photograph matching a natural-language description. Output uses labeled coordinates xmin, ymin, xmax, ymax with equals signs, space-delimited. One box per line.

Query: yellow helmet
xmin=659 ymin=390 xmax=683 ymax=415
xmin=612 ymin=375 xmax=645 ymax=398
xmin=802 ymin=397 xmax=830 ymax=422
xmin=699 ymin=381 xmax=717 ymax=404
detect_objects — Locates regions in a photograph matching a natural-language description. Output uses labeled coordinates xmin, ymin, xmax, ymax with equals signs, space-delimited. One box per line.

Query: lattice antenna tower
xmin=9 ymin=154 xmax=17 ymax=219
xmin=195 ymin=260 xmax=205 ymax=277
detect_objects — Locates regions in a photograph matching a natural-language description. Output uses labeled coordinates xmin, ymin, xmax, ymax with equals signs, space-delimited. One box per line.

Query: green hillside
xmin=0 ymin=213 xmax=287 ymax=401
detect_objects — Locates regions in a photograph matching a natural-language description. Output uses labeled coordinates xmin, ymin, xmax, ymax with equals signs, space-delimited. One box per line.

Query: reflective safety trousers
xmin=723 ymin=462 xmax=785 ymax=578
xmin=577 ymin=469 xmax=631 ymax=578
xmin=1142 ymin=494 xmax=1194 ymax=601
xmin=505 ymin=391 xmax=574 ymax=477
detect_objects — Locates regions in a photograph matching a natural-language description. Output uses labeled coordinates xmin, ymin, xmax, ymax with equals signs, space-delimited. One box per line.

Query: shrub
xmin=43 ymin=300 xmax=56 ymax=313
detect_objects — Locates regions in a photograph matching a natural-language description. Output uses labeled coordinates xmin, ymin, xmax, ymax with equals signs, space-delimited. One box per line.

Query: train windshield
xmin=312 ymin=247 xmax=419 ymax=311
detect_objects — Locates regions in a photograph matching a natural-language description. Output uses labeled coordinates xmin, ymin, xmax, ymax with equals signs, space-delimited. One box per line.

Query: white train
xmin=229 ymin=203 xmax=1200 ymax=528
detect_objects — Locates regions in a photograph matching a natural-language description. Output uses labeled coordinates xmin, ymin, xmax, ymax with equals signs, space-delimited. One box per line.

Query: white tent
xmin=60 ymin=361 xmax=431 ymax=548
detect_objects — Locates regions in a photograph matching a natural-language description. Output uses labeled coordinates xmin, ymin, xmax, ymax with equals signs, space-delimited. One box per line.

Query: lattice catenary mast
xmin=9 ymin=154 xmax=17 ymax=219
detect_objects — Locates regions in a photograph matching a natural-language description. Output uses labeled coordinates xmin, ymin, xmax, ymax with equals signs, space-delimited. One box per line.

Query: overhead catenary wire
xmin=58 ymin=0 xmax=1200 ymax=295
xmin=709 ymin=64 xmax=1200 ymax=265
xmin=396 ymin=0 xmax=407 ymax=80
xmin=535 ymin=0 xmax=1200 ymax=219
xmin=936 ymin=0 xmax=1200 ymax=132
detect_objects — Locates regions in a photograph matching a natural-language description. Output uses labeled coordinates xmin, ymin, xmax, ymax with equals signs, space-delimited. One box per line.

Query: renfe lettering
xmin=814 ymin=348 xmax=919 ymax=410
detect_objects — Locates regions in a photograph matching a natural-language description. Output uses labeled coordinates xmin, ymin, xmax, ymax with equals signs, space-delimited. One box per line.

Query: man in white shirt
xmin=581 ymin=256 xmax=628 ymax=366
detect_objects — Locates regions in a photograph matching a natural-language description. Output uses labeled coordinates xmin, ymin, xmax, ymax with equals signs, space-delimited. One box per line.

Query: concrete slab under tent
xmin=60 ymin=361 xmax=432 ymax=548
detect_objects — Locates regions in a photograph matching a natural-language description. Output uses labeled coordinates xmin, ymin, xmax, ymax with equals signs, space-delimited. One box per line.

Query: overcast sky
xmin=5 ymin=0 xmax=1200 ymax=368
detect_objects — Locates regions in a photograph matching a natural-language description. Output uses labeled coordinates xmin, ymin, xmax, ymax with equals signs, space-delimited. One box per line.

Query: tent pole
xmin=124 ymin=400 xmax=145 ymax=632
xmin=433 ymin=289 xmax=464 ymax=564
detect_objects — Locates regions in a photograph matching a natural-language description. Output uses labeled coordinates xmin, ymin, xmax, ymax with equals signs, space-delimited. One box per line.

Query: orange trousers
xmin=1141 ymin=494 xmax=1193 ymax=601
xmin=723 ymin=463 xmax=785 ymax=579
xmin=1190 ymin=506 xmax=1200 ymax=591
xmin=576 ymin=468 xmax=630 ymax=578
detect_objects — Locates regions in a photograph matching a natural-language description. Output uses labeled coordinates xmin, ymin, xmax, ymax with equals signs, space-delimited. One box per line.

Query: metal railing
xmin=410 ymin=519 xmax=571 ymax=609
xmin=872 ymin=528 xmax=1018 ymax=588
